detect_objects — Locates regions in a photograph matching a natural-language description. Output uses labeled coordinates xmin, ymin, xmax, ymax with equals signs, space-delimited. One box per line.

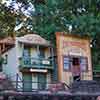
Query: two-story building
xmin=1 ymin=32 xmax=93 ymax=92
xmin=2 ymin=34 xmax=55 ymax=91
xmin=56 ymin=32 xmax=93 ymax=85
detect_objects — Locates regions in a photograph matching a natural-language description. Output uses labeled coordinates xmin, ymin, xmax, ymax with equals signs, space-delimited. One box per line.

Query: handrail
xmin=19 ymin=57 xmax=53 ymax=69
xmin=19 ymin=57 xmax=53 ymax=61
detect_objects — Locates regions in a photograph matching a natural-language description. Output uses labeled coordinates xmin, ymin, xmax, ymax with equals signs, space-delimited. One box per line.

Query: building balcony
xmin=19 ymin=57 xmax=53 ymax=70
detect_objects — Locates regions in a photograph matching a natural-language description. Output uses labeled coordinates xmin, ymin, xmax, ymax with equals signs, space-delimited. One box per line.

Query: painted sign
xmin=18 ymin=34 xmax=50 ymax=45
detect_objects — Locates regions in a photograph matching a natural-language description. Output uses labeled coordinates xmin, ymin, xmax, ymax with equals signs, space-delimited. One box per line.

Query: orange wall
xmin=56 ymin=32 xmax=92 ymax=84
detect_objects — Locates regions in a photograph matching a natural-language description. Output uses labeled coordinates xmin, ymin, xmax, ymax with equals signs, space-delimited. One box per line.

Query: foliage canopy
xmin=0 ymin=0 xmax=100 ymax=66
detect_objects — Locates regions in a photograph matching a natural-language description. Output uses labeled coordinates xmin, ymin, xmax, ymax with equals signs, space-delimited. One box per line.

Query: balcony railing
xmin=19 ymin=57 xmax=53 ymax=69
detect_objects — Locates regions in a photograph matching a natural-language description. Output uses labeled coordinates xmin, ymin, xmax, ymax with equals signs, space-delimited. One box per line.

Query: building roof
xmin=17 ymin=34 xmax=51 ymax=46
xmin=0 ymin=37 xmax=15 ymax=45
xmin=0 ymin=37 xmax=15 ymax=54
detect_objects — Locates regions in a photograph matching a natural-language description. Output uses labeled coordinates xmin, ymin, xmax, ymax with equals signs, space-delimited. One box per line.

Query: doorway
xmin=38 ymin=73 xmax=46 ymax=89
xmin=39 ymin=46 xmax=45 ymax=58
xmin=71 ymin=57 xmax=81 ymax=81
xmin=23 ymin=73 xmax=32 ymax=92
xmin=32 ymin=73 xmax=47 ymax=90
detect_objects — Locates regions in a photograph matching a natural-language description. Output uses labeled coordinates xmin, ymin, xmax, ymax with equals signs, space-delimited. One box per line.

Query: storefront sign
xmin=68 ymin=48 xmax=83 ymax=56
xmin=30 ymin=69 xmax=48 ymax=73
xmin=63 ymin=40 xmax=86 ymax=49
xmin=42 ymin=60 xmax=50 ymax=65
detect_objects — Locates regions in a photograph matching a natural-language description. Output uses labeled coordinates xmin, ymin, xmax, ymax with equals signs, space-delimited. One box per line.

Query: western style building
xmin=56 ymin=32 xmax=93 ymax=85
xmin=2 ymin=34 xmax=55 ymax=91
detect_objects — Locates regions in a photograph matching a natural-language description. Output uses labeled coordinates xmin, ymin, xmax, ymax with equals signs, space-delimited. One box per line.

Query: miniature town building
xmin=56 ymin=32 xmax=92 ymax=85
xmin=2 ymin=34 xmax=54 ymax=91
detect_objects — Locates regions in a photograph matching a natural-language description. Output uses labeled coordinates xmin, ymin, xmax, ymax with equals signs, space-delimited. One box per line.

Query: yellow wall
xmin=56 ymin=32 xmax=92 ymax=85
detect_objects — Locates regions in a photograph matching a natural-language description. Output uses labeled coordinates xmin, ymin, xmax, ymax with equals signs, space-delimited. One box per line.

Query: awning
xmin=17 ymin=34 xmax=52 ymax=46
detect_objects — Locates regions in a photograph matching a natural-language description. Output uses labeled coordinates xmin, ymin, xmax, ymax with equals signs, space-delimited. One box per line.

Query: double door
xmin=23 ymin=73 xmax=46 ymax=91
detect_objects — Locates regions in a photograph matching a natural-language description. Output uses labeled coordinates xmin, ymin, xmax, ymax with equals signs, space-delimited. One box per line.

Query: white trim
xmin=30 ymin=69 xmax=48 ymax=73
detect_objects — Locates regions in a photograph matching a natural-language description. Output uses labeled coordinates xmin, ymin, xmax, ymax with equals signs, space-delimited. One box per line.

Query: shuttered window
xmin=80 ymin=57 xmax=88 ymax=72
xmin=63 ymin=56 xmax=70 ymax=71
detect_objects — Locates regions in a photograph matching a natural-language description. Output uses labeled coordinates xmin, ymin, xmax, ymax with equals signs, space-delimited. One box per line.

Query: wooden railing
xmin=19 ymin=57 xmax=53 ymax=69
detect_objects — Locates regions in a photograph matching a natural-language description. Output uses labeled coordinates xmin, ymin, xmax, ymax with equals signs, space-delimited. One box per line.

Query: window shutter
xmin=80 ymin=57 xmax=88 ymax=72
xmin=63 ymin=56 xmax=70 ymax=71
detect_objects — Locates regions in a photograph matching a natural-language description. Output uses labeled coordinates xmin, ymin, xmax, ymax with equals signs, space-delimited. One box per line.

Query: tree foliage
xmin=0 ymin=0 xmax=100 ymax=66
xmin=0 ymin=3 xmax=16 ymax=38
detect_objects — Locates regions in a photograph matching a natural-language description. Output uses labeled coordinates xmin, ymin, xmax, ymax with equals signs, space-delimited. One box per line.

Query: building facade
xmin=56 ymin=32 xmax=93 ymax=85
xmin=2 ymin=34 xmax=54 ymax=91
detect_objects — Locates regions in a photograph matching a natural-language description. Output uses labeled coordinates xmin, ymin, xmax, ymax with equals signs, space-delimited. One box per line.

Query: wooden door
xmin=71 ymin=57 xmax=81 ymax=81
xmin=38 ymin=73 xmax=46 ymax=89
xmin=23 ymin=73 xmax=32 ymax=91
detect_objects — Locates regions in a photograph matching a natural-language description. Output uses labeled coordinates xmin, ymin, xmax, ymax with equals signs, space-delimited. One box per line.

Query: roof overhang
xmin=0 ymin=37 xmax=15 ymax=45
xmin=17 ymin=34 xmax=52 ymax=47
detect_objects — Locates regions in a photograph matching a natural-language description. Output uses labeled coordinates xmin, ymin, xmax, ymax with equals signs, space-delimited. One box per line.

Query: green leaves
xmin=0 ymin=3 xmax=16 ymax=38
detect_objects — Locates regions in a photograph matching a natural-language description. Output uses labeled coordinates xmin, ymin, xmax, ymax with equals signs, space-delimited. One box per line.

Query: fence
xmin=0 ymin=92 xmax=99 ymax=100
xmin=1 ymin=74 xmax=100 ymax=99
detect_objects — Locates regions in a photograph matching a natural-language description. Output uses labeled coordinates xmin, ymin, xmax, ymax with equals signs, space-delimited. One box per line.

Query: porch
xmin=19 ymin=57 xmax=53 ymax=70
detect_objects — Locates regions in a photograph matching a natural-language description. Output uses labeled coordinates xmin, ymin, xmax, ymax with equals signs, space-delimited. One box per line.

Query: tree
xmin=1 ymin=0 xmax=100 ymax=68
xmin=0 ymin=2 xmax=16 ymax=38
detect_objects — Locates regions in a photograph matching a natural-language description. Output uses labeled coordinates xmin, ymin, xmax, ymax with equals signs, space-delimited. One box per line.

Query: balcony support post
xmin=37 ymin=45 xmax=40 ymax=57
xmin=51 ymin=47 xmax=54 ymax=62
xmin=22 ymin=43 xmax=24 ymax=52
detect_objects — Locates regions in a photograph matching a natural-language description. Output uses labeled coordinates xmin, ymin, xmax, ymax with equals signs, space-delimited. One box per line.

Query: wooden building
xmin=56 ymin=32 xmax=92 ymax=85
xmin=0 ymin=37 xmax=15 ymax=72
xmin=2 ymin=34 xmax=54 ymax=91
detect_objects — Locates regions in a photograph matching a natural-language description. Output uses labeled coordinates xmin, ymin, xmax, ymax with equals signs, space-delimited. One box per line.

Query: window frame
xmin=63 ymin=55 xmax=88 ymax=72
xmin=63 ymin=55 xmax=71 ymax=71
xmin=80 ymin=57 xmax=88 ymax=72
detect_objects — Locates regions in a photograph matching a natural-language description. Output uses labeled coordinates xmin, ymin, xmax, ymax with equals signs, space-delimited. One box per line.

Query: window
xmin=23 ymin=45 xmax=31 ymax=65
xmin=63 ymin=56 xmax=70 ymax=71
xmin=39 ymin=46 xmax=45 ymax=58
xmin=63 ymin=56 xmax=88 ymax=72
xmin=80 ymin=57 xmax=88 ymax=72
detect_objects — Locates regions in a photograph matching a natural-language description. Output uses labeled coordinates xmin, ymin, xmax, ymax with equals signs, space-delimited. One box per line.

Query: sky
xmin=2 ymin=0 xmax=35 ymax=31
xmin=2 ymin=0 xmax=35 ymax=16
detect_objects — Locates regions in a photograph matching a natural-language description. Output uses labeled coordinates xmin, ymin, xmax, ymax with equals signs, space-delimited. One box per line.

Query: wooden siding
xmin=56 ymin=32 xmax=92 ymax=85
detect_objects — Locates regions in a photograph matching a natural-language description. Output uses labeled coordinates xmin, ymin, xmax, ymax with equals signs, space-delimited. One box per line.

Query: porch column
xmin=21 ymin=43 xmax=24 ymax=57
xmin=22 ymin=43 xmax=24 ymax=50
xmin=51 ymin=47 xmax=55 ymax=82
xmin=37 ymin=45 xmax=40 ymax=57
xmin=51 ymin=47 xmax=54 ymax=62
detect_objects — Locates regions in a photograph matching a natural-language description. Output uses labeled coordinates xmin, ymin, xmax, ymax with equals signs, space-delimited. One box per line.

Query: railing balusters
xmin=16 ymin=73 xmax=19 ymax=91
xmin=19 ymin=57 xmax=53 ymax=69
